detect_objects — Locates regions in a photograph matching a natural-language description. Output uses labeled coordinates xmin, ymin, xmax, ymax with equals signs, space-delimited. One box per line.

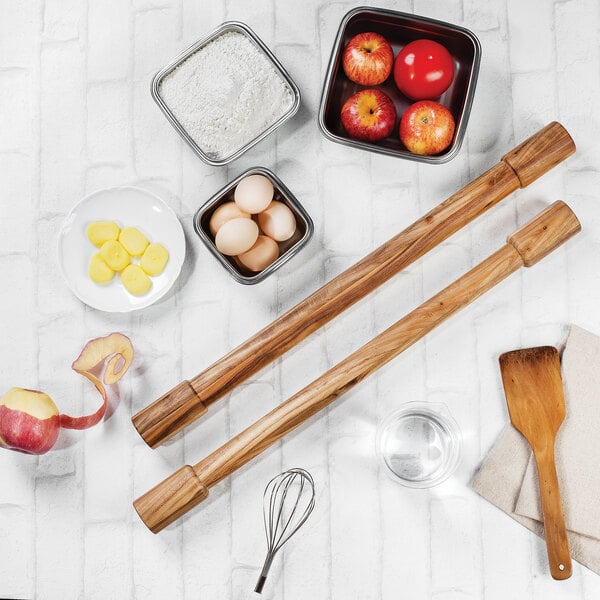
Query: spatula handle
xmin=534 ymin=448 xmax=572 ymax=580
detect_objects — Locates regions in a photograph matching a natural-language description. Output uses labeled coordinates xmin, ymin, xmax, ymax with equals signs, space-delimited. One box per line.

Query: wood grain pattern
xmin=131 ymin=122 xmax=576 ymax=449
xmin=133 ymin=465 xmax=209 ymax=534
xmin=133 ymin=202 xmax=581 ymax=533
xmin=499 ymin=346 xmax=572 ymax=580
xmin=502 ymin=122 xmax=576 ymax=187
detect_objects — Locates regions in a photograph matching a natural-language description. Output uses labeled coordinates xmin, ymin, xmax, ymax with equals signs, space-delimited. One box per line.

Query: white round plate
xmin=58 ymin=186 xmax=186 ymax=312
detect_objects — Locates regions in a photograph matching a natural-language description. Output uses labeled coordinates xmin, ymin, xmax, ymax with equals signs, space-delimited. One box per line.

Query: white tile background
xmin=1 ymin=0 xmax=599 ymax=598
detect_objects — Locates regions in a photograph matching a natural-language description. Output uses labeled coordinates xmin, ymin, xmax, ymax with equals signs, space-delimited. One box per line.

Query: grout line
xmin=82 ymin=0 xmax=91 ymax=596
xmin=127 ymin=2 xmax=138 ymax=598
xmin=32 ymin=2 xmax=46 ymax=596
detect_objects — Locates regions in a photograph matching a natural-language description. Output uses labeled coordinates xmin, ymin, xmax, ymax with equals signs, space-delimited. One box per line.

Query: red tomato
xmin=393 ymin=39 xmax=454 ymax=100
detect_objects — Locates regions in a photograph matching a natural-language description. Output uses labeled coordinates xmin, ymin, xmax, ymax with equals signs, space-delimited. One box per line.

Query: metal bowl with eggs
xmin=193 ymin=167 xmax=314 ymax=284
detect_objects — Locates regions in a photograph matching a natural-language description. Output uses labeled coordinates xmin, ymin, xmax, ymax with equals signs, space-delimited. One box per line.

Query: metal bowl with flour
xmin=151 ymin=21 xmax=301 ymax=166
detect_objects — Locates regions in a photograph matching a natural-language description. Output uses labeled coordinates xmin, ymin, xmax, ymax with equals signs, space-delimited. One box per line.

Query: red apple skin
xmin=0 ymin=405 xmax=60 ymax=454
xmin=342 ymin=32 xmax=394 ymax=86
xmin=399 ymin=100 xmax=455 ymax=155
xmin=341 ymin=89 xmax=397 ymax=142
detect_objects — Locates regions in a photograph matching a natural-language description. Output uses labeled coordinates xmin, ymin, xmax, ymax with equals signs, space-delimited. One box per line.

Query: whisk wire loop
xmin=255 ymin=468 xmax=315 ymax=594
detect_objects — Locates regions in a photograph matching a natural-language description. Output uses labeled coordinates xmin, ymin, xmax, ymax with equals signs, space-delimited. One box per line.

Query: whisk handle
xmin=254 ymin=551 xmax=276 ymax=594
xmin=254 ymin=575 xmax=267 ymax=594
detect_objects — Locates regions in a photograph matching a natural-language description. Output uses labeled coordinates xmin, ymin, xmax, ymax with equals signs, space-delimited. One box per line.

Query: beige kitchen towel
xmin=472 ymin=325 xmax=600 ymax=575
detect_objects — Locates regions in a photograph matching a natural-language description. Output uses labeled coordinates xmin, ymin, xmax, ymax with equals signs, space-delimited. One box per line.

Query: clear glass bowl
xmin=377 ymin=401 xmax=461 ymax=488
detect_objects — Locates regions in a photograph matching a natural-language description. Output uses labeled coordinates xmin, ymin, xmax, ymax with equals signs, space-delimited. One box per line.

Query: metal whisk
xmin=254 ymin=468 xmax=316 ymax=594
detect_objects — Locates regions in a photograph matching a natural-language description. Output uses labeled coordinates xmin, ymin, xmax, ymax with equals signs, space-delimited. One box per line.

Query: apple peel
xmin=0 ymin=332 xmax=134 ymax=453
xmin=59 ymin=332 xmax=134 ymax=430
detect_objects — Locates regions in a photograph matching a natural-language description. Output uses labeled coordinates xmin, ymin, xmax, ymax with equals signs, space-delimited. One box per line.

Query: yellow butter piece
xmin=89 ymin=253 xmax=115 ymax=284
xmin=119 ymin=226 xmax=149 ymax=257
xmin=86 ymin=221 xmax=120 ymax=247
xmin=141 ymin=243 xmax=169 ymax=276
xmin=120 ymin=264 xmax=152 ymax=295
xmin=100 ymin=240 xmax=130 ymax=271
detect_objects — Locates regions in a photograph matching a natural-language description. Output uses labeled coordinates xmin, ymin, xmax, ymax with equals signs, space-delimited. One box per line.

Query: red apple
xmin=0 ymin=388 xmax=60 ymax=454
xmin=399 ymin=100 xmax=455 ymax=155
xmin=342 ymin=32 xmax=394 ymax=86
xmin=341 ymin=89 xmax=397 ymax=142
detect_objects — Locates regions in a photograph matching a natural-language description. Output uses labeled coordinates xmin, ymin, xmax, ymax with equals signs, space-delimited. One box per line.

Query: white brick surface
xmin=0 ymin=70 xmax=33 ymax=151
xmin=0 ymin=255 xmax=36 ymax=386
xmin=1 ymin=1 xmax=600 ymax=599
xmin=506 ymin=0 xmax=554 ymax=72
xmin=0 ymin=504 xmax=34 ymax=598
xmin=87 ymin=81 xmax=131 ymax=165
xmin=88 ymin=0 xmax=131 ymax=81
xmin=40 ymin=41 xmax=86 ymax=212
xmin=0 ymin=2 xmax=39 ymax=68
xmin=84 ymin=521 xmax=132 ymax=599
xmin=0 ymin=154 xmax=34 ymax=254
xmin=43 ymin=0 xmax=84 ymax=42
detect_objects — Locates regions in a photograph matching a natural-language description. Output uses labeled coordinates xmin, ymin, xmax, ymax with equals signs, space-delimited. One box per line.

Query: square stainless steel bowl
xmin=151 ymin=22 xmax=301 ymax=166
xmin=193 ymin=167 xmax=313 ymax=284
xmin=318 ymin=7 xmax=481 ymax=164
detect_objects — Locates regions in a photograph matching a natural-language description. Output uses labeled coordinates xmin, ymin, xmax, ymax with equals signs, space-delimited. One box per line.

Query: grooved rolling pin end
xmin=502 ymin=121 xmax=575 ymax=188
xmin=507 ymin=200 xmax=581 ymax=267
xmin=133 ymin=465 xmax=209 ymax=533
xmin=131 ymin=380 xmax=207 ymax=448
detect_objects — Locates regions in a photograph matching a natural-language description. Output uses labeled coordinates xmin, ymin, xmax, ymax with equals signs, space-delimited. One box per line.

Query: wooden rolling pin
xmin=132 ymin=122 xmax=575 ymax=448
xmin=134 ymin=201 xmax=581 ymax=532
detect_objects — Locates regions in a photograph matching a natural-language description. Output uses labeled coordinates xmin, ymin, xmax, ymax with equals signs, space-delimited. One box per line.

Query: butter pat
xmin=141 ymin=243 xmax=169 ymax=276
xmin=119 ymin=227 xmax=149 ymax=256
xmin=120 ymin=264 xmax=152 ymax=295
xmin=86 ymin=221 xmax=120 ymax=247
xmin=89 ymin=253 xmax=115 ymax=284
xmin=100 ymin=240 xmax=131 ymax=271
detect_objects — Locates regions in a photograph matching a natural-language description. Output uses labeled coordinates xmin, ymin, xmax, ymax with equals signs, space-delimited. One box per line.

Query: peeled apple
xmin=0 ymin=332 xmax=134 ymax=454
xmin=0 ymin=388 xmax=60 ymax=455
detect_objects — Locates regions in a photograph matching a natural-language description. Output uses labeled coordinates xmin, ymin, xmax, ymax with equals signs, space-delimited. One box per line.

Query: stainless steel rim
xmin=193 ymin=166 xmax=313 ymax=284
xmin=317 ymin=6 xmax=482 ymax=164
xmin=151 ymin=21 xmax=301 ymax=166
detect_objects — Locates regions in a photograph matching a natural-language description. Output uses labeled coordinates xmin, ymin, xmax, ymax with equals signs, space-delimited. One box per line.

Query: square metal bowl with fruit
xmin=318 ymin=7 xmax=481 ymax=163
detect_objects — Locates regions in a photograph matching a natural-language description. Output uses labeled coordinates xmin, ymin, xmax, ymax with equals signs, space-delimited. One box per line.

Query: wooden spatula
xmin=499 ymin=346 xmax=572 ymax=580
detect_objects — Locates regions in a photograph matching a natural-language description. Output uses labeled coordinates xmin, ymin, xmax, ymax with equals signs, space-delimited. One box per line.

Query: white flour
xmin=159 ymin=31 xmax=295 ymax=160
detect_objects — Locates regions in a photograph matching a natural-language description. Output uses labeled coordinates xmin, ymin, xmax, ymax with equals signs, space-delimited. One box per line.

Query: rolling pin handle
xmin=507 ymin=200 xmax=581 ymax=267
xmin=133 ymin=465 xmax=208 ymax=534
xmin=502 ymin=121 xmax=575 ymax=188
xmin=132 ymin=380 xmax=207 ymax=448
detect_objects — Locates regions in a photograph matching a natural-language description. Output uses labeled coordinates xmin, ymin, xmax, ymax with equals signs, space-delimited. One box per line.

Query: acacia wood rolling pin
xmin=132 ymin=122 xmax=575 ymax=448
xmin=134 ymin=200 xmax=581 ymax=532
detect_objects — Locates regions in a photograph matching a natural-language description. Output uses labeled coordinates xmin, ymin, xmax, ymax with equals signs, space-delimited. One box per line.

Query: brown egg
xmin=257 ymin=201 xmax=297 ymax=242
xmin=237 ymin=235 xmax=280 ymax=272
xmin=209 ymin=202 xmax=251 ymax=236
xmin=215 ymin=217 xmax=259 ymax=256
xmin=234 ymin=174 xmax=274 ymax=214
